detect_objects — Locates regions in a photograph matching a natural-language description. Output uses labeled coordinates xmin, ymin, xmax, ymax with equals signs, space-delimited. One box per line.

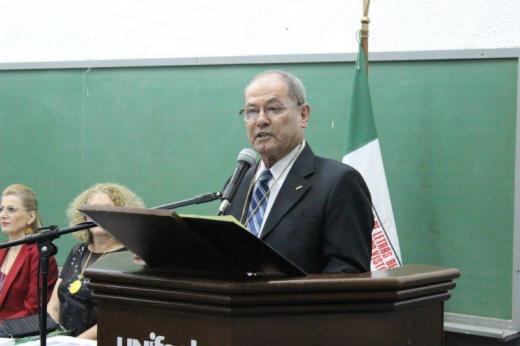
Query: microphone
xmin=218 ymin=148 xmax=257 ymax=214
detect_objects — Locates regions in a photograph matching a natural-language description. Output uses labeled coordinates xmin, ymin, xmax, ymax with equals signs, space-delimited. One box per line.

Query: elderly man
xmin=225 ymin=70 xmax=373 ymax=274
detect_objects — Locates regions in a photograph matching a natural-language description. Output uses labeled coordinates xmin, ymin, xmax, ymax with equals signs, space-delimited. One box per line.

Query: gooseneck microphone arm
xmin=154 ymin=191 xmax=222 ymax=210
xmin=153 ymin=148 xmax=257 ymax=215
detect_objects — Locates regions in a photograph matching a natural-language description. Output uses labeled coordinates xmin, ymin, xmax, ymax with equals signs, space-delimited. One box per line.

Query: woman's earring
xmin=25 ymin=225 xmax=33 ymax=235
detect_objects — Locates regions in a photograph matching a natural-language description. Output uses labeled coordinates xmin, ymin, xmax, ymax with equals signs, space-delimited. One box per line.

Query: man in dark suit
xmin=226 ymin=70 xmax=373 ymax=274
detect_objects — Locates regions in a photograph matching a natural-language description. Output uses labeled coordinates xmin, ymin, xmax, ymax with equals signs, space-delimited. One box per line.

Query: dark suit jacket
xmin=0 ymin=243 xmax=58 ymax=320
xmin=225 ymin=144 xmax=373 ymax=274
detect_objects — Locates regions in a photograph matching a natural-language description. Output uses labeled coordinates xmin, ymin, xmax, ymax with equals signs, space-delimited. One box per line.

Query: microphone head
xmin=237 ymin=148 xmax=257 ymax=166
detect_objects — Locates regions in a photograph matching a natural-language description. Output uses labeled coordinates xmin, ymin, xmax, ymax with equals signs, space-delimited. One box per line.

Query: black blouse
xmin=58 ymin=243 xmax=125 ymax=336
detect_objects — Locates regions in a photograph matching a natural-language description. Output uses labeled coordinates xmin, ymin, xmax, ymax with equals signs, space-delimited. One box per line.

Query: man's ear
xmin=300 ymin=104 xmax=310 ymax=128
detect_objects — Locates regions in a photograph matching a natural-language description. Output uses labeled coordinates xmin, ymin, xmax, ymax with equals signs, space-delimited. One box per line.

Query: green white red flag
xmin=342 ymin=38 xmax=402 ymax=270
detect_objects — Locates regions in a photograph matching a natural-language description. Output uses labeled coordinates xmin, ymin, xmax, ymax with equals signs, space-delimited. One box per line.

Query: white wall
xmin=0 ymin=0 xmax=519 ymax=63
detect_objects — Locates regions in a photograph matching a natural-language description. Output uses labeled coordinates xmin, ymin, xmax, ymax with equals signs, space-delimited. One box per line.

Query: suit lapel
xmin=0 ymin=244 xmax=29 ymax=307
xmin=260 ymin=145 xmax=315 ymax=239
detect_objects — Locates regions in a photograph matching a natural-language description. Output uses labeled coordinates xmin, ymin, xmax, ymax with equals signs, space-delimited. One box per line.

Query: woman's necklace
xmin=68 ymin=247 xmax=109 ymax=295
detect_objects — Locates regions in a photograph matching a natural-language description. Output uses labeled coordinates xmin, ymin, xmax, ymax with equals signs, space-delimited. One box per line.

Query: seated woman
xmin=0 ymin=184 xmax=58 ymax=320
xmin=47 ymin=183 xmax=144 ymax=339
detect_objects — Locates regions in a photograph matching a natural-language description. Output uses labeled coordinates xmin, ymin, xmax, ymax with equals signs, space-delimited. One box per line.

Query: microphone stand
xmin=0 ymin=221 xmax=96 ymax=346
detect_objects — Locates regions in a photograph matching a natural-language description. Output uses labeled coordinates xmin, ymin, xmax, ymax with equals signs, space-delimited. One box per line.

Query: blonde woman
xmin=0 ymin=184 xmax=58 ymax=320
xmin=47 ymin=183 xmax=144 ymax=339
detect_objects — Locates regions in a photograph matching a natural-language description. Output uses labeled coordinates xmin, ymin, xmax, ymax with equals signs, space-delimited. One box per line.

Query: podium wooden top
xmin=86 ymin=251 xmax=459 ymax=291
xmin=85 ymin=252 xmax=459 ymax=315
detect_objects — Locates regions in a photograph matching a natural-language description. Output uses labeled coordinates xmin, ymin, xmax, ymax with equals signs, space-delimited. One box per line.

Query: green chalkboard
xmin=0 ymin=58 xmax=517 ymax=321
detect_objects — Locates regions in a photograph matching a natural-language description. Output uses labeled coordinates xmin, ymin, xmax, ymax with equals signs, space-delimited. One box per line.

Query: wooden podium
xmin=86 ymin=253 xmax=459 ymax=346
xmin=81 ymin=206 xmax=459 ymax=346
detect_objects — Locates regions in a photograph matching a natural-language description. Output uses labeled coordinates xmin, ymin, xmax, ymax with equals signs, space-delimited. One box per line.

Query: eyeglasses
xmin=239 ymin=102 xmax=303 ymax=121
xmin=0 ymin=206 xmax=27 ymax=215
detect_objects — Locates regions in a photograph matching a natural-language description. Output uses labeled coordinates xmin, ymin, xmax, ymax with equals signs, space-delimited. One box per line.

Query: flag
xmin=342 ymin=38 xmax=402 ymax=270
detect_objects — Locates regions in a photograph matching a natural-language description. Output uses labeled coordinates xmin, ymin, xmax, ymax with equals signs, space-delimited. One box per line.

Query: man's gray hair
xmin=246 ymin=70 xmax=307 ymax=104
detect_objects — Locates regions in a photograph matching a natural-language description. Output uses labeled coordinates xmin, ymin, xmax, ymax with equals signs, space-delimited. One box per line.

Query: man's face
xmin=243 ymin=74 xmax=309 ymax=167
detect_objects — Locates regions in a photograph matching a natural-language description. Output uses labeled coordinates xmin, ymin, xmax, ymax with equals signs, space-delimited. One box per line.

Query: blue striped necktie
xmin=247 ymin=169 xmax=273 ymax=236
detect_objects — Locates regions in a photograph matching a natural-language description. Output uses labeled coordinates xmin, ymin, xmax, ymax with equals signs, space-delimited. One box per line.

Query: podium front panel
xmin=86 ymin=256 xmax=459 ymax=346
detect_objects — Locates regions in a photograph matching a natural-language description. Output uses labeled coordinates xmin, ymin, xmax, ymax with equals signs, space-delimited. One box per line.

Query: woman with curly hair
xmin=0 ymin=184 xmax=58 ymax=319
xmin=47 ymin=183 xmax=144 ymax=339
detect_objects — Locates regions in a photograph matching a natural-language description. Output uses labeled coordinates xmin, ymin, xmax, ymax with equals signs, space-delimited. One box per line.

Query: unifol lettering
xmin=116 ymin=332 xmax=198 ymax=346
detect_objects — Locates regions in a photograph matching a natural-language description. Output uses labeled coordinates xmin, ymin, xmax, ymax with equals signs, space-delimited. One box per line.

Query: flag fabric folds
xmin=342 ymin=38 xmax=402 ymax=270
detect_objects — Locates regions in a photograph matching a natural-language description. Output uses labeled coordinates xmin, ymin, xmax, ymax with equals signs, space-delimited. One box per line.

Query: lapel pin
xmin=295 ymin=185 xmax=303 ymax=190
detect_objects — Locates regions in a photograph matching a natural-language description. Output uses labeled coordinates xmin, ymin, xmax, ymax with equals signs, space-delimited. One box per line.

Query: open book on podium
xmin=80 ymin=205 xmax=306 ymax=278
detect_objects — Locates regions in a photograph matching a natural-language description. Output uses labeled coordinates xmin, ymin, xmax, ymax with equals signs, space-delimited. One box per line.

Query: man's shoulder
xmin=295 ymin=144 xmax=362 ymax=183
xmin=306 ymin=153 xmax=368 ymax=195
xmin=313 ymin=153 xmax=359 ymax=175
xmin=302 ymin=144 xmax=355 ymax=170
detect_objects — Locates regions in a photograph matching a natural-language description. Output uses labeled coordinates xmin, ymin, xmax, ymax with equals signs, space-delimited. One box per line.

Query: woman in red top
xmin=0 ymin=184 xmax=58 ymax=320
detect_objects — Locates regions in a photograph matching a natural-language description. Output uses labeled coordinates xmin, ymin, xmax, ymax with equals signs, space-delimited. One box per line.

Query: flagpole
xmin=345 ymin=0 xmax=403 ymax=269
xmin=361 ymin=0 xmax=370 ymax=68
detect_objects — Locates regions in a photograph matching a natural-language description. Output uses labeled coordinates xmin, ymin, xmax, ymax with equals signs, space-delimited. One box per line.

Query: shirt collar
xmin=258 ymin=140 xmax=306 ymax=180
